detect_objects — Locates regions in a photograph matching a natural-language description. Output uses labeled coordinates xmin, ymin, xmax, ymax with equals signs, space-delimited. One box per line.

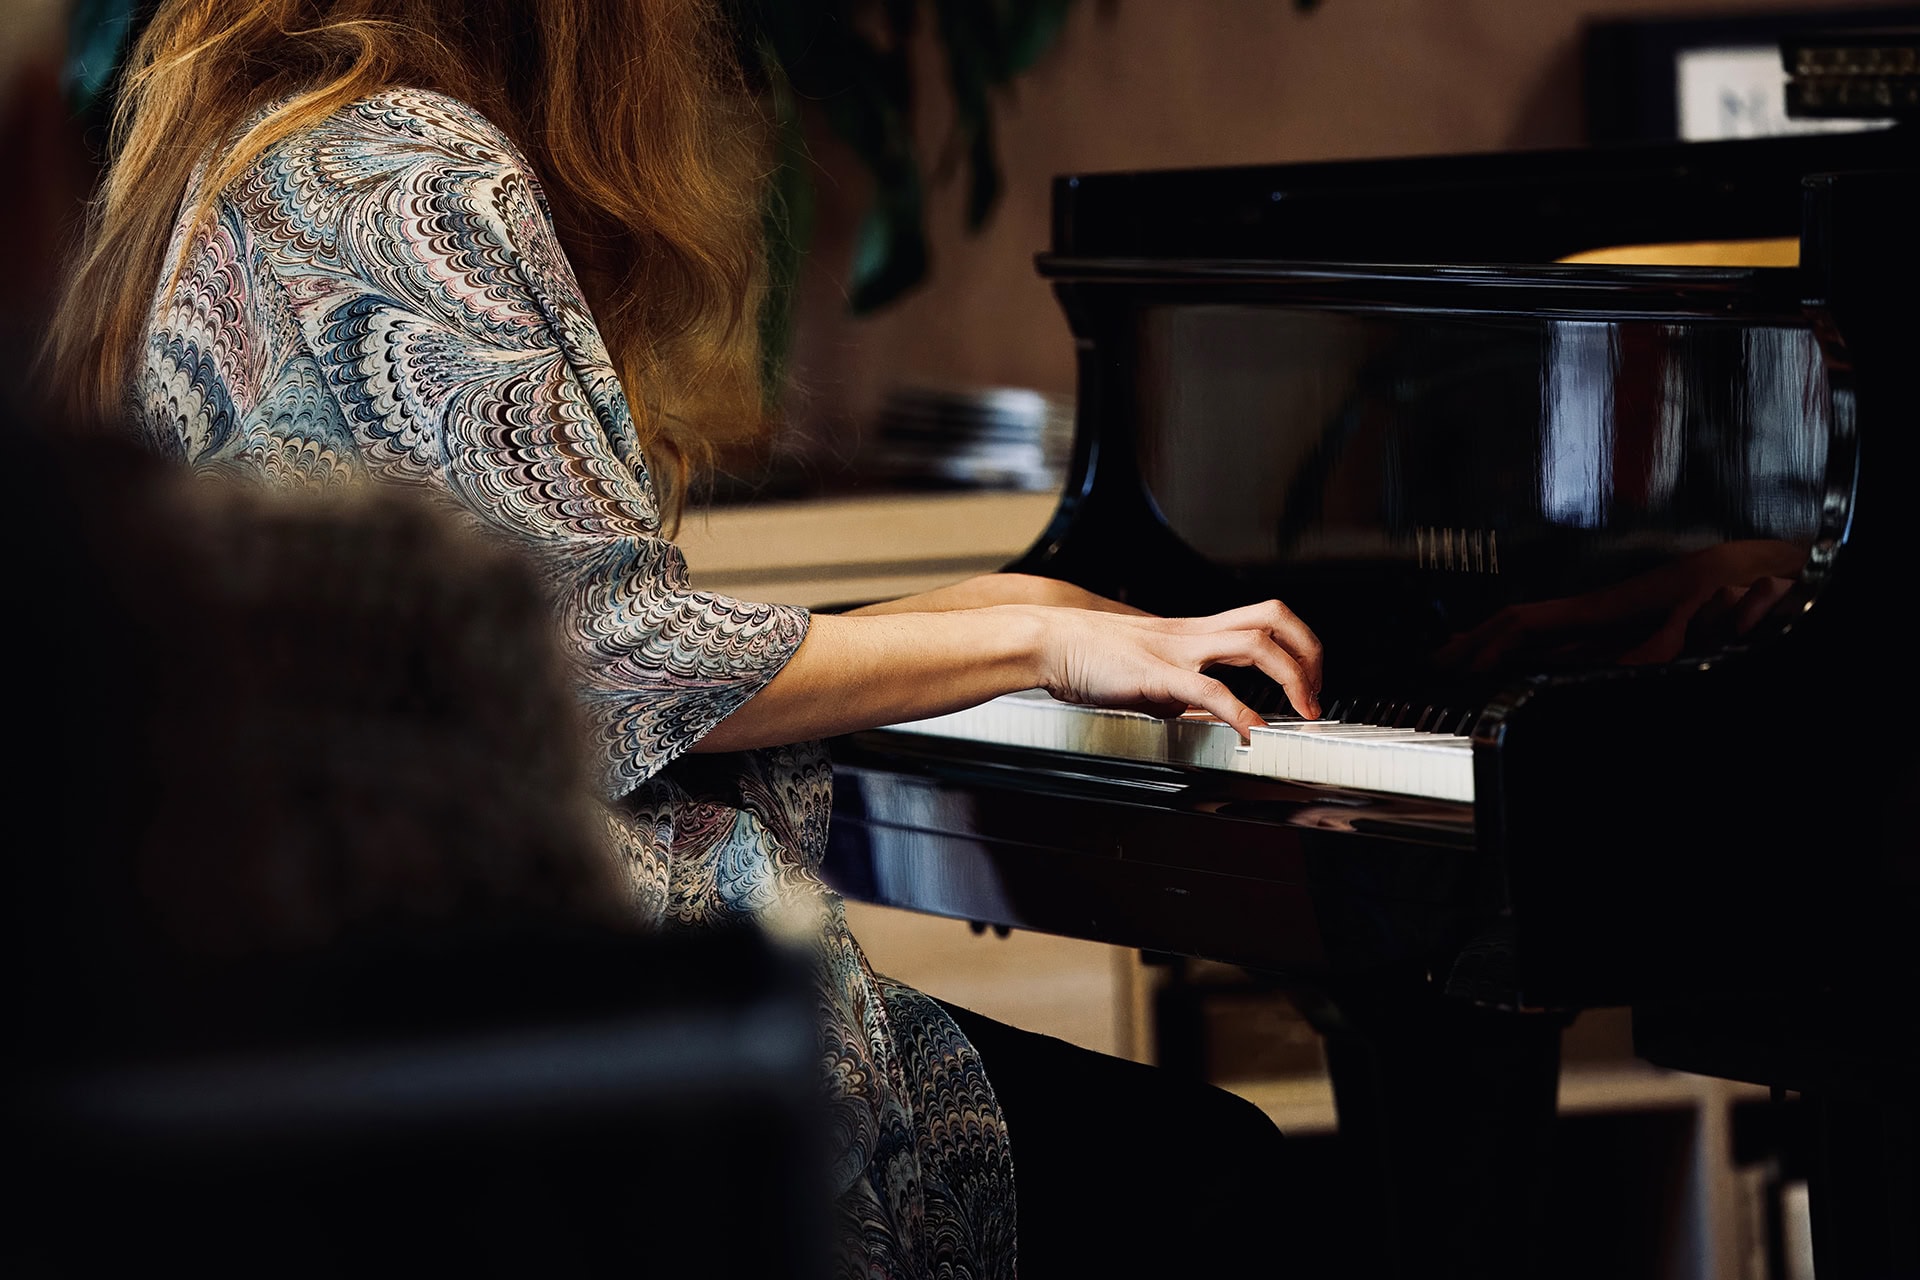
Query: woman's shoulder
xmin=292 ymin=86 xmax=533 ymax=176
xmin=225 ymin=85 xmax=553 ymax=247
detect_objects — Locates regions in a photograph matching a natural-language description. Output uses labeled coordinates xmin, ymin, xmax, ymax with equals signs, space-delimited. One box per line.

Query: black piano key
xmin=1314 ymin=692 xmax=1488 ymax=734
xmin=1206 ymin=664 xmax=1311 ymax=718
xmin=1309 ymin=685 xmax=1490 ymax=732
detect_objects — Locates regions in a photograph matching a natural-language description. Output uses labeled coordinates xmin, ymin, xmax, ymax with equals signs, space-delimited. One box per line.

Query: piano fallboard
xmin=824 ymin=727 xmax=1481 ymax=981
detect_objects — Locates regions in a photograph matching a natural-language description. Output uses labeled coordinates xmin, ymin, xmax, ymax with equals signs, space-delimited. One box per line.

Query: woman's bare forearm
xmin=689 ymin=598 xmax=1325 ymax=755
xmin=842 ymin=573 xmax=1147 ymax=617
xmin=690 ymin=607 xmax=1047 ymax=753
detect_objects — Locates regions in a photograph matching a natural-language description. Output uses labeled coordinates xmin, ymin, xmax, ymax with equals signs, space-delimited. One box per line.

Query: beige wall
xmin=1 ymin=0 xmax=66 ymax=93
xmin=783 ymin=0 xmax=1897 ymax=451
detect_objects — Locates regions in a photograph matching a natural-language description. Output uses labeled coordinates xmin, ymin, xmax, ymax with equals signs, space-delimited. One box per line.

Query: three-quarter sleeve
xmin=236 ymin=93 xmax=807 ymax=797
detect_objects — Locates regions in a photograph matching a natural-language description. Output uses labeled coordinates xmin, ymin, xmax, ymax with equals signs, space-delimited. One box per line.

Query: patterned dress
xmin=138 ymin=87 xmax=1016 ymax=1278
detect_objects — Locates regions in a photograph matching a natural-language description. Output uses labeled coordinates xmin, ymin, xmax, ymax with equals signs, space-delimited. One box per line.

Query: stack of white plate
xmin=870 ymin=384 xmax=1073 ymax=492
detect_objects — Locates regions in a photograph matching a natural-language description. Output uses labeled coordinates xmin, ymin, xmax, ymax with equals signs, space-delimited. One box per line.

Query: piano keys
xmin=880 ymin=691 xmax=1476 ymax=802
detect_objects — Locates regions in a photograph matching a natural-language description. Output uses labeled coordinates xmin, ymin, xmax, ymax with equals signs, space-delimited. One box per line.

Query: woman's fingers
xmin=1164 ymin=668 xmax=1264 ymax=741
xmin=1148 ymin=603 xmax=1322 ymax=720
xmin=1167 ymin=600 xmax=1324 ymax=692
xmin=1729 ymin=576 xmax=1796 ymax=634
xmin=1185 ymin=628 xmax=1320 ymax=719
xmin=1616 ymin=606 xmax=1698 ymax=665
xmin=1206 ymin=600 xmax=1322 ymax=666
xmin=1142 ymin=610 xmax=1321 ymax=725
xmin=1433 ymin=598 xmax=1584 ymax=672
xmin=1039 ymin=598 xmax=1323 ymax=736
xmin=1674 ymin=576 xmax=1797 ymax=656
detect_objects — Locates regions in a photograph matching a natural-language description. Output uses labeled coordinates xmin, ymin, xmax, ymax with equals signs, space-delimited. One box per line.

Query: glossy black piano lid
xmin=1046 ymin=126 xmax=1913 ymax=262
xmin=1019 ymin=257 xmax=1848 ymax=710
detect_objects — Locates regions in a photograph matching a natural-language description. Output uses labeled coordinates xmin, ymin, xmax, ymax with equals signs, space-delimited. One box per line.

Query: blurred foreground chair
xmin=2 ymin=409 xmax=831 ymax=1278
xmin=14 ymin=923 xmax=828 ymax=1278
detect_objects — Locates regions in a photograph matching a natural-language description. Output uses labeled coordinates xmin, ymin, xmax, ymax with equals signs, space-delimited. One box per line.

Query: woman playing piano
xmin=45 ymin=2 xmax=1324 ymax=1276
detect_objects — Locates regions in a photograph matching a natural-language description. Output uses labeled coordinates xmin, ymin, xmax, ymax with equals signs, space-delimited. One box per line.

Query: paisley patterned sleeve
xmin=233 ymin=91 xmax=808 ymax=797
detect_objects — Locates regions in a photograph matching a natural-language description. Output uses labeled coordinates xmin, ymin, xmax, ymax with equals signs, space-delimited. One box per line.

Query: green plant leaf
xmin=755 ymin=48 xmax=816 ymax=405
xmin=1003 ymin=0 xmax=1077 ymax=76
xmin=63 ymin=0 xmax=140 ymax=115
xmin=963 ymin=114 xmax=1001 ymax=231
xmin=736 ymin=0 xmax=1322 ymax=329
xmin=848 ymin=167 xmax=930 ymax=312
xmin=929 ymin=0 xmax=997 ymax=229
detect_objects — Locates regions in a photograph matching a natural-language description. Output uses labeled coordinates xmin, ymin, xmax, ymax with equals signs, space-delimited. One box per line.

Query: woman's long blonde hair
xmin=46 ymin=0 xmax=774 ymax=523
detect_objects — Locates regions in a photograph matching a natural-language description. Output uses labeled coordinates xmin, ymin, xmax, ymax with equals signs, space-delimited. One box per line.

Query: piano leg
xmin=1804 ymin=1092 xmax=1920 ymax=1280
xmin=1290 ymin=979 xmax=1570 ymax=1280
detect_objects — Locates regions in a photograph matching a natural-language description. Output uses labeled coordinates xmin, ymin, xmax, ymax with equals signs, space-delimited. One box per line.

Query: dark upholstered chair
xmin=3 ymin=412 xmax=831 ymax=1279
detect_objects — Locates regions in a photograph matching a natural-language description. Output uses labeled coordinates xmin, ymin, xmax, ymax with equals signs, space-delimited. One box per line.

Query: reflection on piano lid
xmin=880 ymin=690 xmax=1475 ymax=802
xmin=1554 ymin=236 xmax=1800 ymax=265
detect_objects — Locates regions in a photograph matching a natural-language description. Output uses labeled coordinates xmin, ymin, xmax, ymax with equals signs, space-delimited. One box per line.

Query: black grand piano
xmin=823 ymin=43 xmax=1918 ymax=1280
